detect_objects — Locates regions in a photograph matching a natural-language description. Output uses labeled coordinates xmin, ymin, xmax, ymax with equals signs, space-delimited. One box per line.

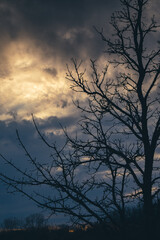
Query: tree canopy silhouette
xmin=1 ymin=0 xmax=160 ymax=239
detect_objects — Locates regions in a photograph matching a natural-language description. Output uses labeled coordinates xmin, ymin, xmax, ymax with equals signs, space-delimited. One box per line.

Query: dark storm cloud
xmin=37 ymin=115 xmax=78 ymax=130
xmin=0 ymin=0 xmax=120 ymax=61
xmin=44 ymin=67 xmax=57 ymax=77
xmin=0 ymin=115 xmax=77 ymax=149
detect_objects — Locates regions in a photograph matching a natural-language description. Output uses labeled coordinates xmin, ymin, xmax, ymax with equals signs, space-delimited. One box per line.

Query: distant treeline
xmin=1 ymin=213 xmax=47 ymax=230
xmin=1 ymin=203 xmax=160 ymax=240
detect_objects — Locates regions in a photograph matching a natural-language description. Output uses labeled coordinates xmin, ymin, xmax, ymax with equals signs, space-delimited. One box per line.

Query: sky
xmin=0 ymin=0 xmax=159 ymax=225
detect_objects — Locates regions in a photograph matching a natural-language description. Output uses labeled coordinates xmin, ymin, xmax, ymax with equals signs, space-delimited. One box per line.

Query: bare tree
xmin=1 ymin=217 xmax=22 ymax=230
xmin=25 ymin=213 xmax=46 ymax=229
xmin=0 ymin=0 xmax=160 ymax=238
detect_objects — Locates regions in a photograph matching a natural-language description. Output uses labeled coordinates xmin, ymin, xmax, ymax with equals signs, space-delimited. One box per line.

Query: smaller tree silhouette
xmin=25 ymin=213 xmax=46 ymax=230
xmin=1 ymin=217 xmax=22 ymax=230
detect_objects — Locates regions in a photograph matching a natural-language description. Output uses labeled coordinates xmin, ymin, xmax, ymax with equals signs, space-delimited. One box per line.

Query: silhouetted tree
xmin=0 ymin=0 xmax=160 ymax=239
xmin=25 ymin=213 xmax=46 ymax=229
xmin=1 ymin=217 xmax=22 ymax=230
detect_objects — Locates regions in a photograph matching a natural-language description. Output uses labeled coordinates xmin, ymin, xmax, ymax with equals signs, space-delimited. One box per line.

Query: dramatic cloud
xmin=0 ymin=0 xmax=121 ymax=122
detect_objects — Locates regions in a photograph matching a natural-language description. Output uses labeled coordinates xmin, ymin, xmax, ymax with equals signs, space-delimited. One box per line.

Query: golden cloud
xmin=0 ymin=38 xmax=82 ymax=121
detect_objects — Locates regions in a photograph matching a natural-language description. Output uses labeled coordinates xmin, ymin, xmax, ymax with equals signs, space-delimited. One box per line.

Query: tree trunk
xmin=143 ymin=189 xmax=153 ymax=239
xmin=143 ymin=156 xmax=154 ymax=239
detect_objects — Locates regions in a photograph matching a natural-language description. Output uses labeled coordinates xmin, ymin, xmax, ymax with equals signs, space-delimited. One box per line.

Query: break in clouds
xmin=0 ymin=0 xmax=120 ymax=122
